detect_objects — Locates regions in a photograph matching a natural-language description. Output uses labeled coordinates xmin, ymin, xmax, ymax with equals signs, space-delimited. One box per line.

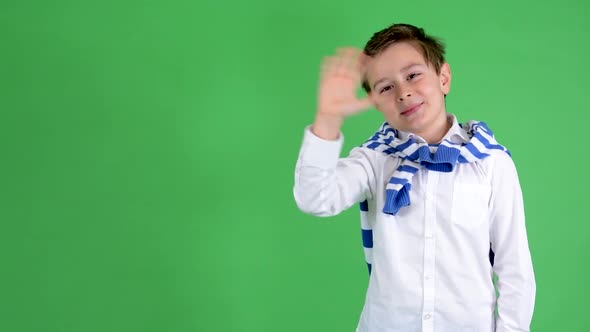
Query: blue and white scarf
xmin=358 ymin=119 xmax=509 ymax=274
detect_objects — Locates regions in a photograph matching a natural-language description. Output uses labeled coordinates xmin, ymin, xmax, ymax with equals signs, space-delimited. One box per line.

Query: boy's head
xmin=362 ymin=23 xmax=452 ymax=142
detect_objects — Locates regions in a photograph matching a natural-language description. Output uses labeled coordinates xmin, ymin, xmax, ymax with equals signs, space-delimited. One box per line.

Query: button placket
xmin=422 ymin=172 xmax=438 ymax=332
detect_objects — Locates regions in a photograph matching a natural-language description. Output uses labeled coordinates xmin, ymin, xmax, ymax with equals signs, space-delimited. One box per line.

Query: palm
xmin=318 ymin=48 xmax=373 ymax=117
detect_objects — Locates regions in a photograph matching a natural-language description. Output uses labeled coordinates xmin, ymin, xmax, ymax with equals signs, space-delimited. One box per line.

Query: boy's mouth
xmin=401 ymin=102 xmax=423 ymax=116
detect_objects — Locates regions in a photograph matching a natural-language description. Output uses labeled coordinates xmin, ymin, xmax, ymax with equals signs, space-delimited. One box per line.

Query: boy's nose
xmin=398 ymin=92 xmax=412 ymax=102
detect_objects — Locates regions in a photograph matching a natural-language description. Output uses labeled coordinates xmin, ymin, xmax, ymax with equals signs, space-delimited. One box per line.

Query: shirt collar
xmin=397 ymin=113 xmax=470 ymax=144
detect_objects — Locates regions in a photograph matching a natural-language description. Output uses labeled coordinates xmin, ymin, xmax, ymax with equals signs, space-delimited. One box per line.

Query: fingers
xmin=343 ymin=96 xmax=375 ymax=115
xmin=320 ymin=56 xmax=335 ymax=78
xmin=356 ymin=52 xmax=370 ymax=76
xmin=321 ymin=47 xmax=365 ymax=79
xmin=336 ymin=48 xmax=356 ymax=75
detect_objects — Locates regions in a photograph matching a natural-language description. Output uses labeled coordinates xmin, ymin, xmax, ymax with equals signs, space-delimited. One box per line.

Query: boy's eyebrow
xmin=372 ymin=63 xmax=425 ymax=89
xmin=401 ymin=63 xmax=424 ymax=72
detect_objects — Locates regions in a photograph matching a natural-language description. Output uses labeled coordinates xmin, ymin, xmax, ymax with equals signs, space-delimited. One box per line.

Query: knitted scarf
xmin=358 ymin=120 xmax=509 ymax=274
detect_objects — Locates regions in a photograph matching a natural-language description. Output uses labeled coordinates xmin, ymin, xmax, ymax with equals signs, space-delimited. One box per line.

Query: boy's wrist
xmin=312 ymin=113 xmax=344 ymax=140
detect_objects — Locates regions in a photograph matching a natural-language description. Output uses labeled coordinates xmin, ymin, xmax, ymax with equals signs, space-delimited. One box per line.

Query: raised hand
xmin=313 ymin=48 xmax=373 ymax=140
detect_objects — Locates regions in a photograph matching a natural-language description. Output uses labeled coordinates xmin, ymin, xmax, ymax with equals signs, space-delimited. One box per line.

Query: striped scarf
xmin=358 ymin=119 xmax=509 ymax=274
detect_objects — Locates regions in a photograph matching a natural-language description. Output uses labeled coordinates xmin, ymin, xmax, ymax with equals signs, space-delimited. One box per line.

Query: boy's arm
xmin=489 ymin=152 xmax=536 ymax=332
xmin=293 ymin=127 xmax=375 ymax=216
xmin=294 ymin=47 xmax=376 ymax=216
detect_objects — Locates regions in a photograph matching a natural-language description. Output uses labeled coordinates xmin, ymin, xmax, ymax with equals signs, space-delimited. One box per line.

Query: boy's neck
xmin=414 ymin=113 xmax=452 ymax=144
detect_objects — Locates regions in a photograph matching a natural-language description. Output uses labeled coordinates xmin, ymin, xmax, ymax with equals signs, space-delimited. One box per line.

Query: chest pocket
xmin=451 ymin=183 xmax=491 ymax=227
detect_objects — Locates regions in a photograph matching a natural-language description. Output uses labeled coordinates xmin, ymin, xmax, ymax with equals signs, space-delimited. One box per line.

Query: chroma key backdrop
xmin=2 ymin=0 xmax=589 ymax=331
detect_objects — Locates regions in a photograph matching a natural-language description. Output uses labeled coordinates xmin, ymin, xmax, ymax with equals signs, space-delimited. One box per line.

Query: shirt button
xmin=424 ymin=313 xmax=432 ymax=320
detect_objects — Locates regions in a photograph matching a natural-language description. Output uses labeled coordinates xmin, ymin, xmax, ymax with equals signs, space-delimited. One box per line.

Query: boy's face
xmin=365 ymin=41 xmax=452 ymax=138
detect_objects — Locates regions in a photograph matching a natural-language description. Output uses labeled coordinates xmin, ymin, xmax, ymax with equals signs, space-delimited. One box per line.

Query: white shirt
xmin=293 ymin=116 xmax=536 ymax=332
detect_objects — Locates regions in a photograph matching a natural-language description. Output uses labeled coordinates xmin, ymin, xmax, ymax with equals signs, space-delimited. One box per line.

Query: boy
xmin=293 ymin=23 xmax=536 ymax=332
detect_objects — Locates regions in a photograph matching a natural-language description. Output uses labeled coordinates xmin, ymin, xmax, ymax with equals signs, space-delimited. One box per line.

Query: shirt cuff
xmin=298 ymin=126 xmax=343 ymax=169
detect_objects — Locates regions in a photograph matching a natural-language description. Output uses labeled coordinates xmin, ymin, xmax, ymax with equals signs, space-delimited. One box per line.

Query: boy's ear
xmin=440 ymin=63 xmax=452 ymax=95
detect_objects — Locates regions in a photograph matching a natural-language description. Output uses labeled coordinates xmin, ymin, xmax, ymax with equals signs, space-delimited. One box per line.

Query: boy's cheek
xmin=374 ymin=105 xmax=387 ymax=115
xmin=374 ymin=101 xmax=396 ymax=115
xmin=372 ymin=97 xmax=386 ymax=111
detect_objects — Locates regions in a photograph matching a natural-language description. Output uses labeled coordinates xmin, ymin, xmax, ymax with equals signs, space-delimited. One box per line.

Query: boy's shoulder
xmin=352 ymin=140 xmax=517 ymax=174
xmin=473 ymin=147 xmax=518 ymax=182
xmin=481 ymin=147 xmax=514 ymax=165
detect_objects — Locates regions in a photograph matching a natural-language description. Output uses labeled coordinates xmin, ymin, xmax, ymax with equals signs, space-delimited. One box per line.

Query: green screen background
xmin=2 ymin=0 xmax=589 ymax=331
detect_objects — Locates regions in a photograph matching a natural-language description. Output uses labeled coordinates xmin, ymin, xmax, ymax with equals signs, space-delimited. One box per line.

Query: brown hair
xmin=362 ymin=23 xmax=446 ymax=92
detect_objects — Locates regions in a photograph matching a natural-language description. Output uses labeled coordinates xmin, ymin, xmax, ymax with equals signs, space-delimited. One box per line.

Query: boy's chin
xmin=386 ymin=118 xmax=422 ymax=133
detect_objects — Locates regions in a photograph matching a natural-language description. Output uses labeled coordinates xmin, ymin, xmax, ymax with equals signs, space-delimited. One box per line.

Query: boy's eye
xmin=408 ymin=73 xmax=421 ymax=80
xmin=380 ymin=85 xmax=393 ymax=93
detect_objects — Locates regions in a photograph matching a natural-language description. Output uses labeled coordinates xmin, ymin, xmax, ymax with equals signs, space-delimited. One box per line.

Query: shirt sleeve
xmin=488 ymin=152 xmax=536 ymax=332
xmin=293 ymin=126 xmax=376 ymax=217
